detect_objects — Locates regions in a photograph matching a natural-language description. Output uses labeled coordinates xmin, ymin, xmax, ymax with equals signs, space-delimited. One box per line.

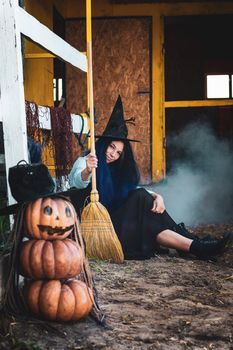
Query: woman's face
xmin=105 ymin=140 xmax=124 ymax=164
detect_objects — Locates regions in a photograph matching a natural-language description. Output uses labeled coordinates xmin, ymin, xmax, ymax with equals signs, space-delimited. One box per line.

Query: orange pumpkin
xmin=20 ymin=239 xmax=84 ymax=279
xmin=25 ymin=197 xmax=76 ymax=240
xmin=24 ymin=279 xmax=93 ymax=321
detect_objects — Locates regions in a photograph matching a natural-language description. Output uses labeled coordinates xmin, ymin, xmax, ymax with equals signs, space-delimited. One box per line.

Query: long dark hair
xmin=95 ymin=137 xmax=140 ymax=213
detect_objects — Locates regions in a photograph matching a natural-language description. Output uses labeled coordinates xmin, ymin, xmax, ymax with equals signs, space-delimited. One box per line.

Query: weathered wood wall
xmin=66 ymin=17 xmax=152 ymax=183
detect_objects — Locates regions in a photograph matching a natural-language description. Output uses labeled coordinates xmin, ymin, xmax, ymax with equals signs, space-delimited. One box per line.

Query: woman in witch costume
xmin=69 ymin=95 xmax=231 ymax=260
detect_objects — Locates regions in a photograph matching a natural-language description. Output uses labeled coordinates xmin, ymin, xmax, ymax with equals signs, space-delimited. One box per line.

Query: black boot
xmin=173 ymin=223 xmax=199 ymax=257
xmin=175 ymin=222 xmax=218 ymax=241
xmin=173 ymin=222 xmax=198 ymax=240
xmin=189 ymin=233 xmax=231 ymax=260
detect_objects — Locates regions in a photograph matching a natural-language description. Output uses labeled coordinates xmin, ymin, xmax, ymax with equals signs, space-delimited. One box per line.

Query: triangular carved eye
xmin=65 ymin=207 xmax=72 ymax=217
xmin=44 ymin=206 xmax=52 ymax=215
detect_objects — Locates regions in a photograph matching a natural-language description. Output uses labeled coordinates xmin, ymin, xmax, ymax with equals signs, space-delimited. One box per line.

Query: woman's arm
xmin=137 ymin=186 xmax=166 ymax=214
xmin=69 ymin=156 xmax=90 ymax=189
xmin=69 ymin=154 xmax=98 ymax=189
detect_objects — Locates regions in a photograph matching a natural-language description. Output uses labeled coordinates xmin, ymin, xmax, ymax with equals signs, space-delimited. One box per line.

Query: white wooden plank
xmin=0 ymin=0 xmax=29 ymax=205
xmin=16 ymin=6 xmax=87 ymax=72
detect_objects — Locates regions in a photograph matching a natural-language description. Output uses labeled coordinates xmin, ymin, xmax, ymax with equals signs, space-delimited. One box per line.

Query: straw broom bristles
xmin=81 ymin=191 xmax=124 ymax=263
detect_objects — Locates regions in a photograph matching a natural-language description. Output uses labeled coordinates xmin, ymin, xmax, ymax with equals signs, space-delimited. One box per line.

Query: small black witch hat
xmin=0 ymin=160 xmax=79 ymax=216
xmin=96 ymin=95 xmax=139 ymax=142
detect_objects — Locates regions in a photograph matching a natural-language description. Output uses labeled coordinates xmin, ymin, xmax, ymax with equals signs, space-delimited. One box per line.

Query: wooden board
xmin=66 ymin=17 xmax=152 ymax=183
xmin=17 ymin=6 xmax=87 ymax=72
xmin=111 ymin=0 xmax=227 ymax=3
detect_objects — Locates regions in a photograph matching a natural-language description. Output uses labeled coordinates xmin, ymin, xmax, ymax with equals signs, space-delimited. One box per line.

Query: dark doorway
xmin=164 ymin=15 xmax=233 ymax=173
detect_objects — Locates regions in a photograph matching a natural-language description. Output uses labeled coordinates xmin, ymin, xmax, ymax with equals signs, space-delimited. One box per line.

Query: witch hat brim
xmin=95 ymin=95 xmax=140 ymax=142
xmin=0 ymin=187 xmax=81 ymax=216
xmin=96 ymin=134 xmax=140 ymax=143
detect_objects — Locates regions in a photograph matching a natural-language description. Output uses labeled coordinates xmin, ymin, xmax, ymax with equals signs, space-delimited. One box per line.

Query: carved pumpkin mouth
xmin=37 ymin=225 xmax=74 ymax=235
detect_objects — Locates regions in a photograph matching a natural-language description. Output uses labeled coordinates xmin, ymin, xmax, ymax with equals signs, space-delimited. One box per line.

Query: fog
xmin=152 ymin=122 xmax=233 ymax=225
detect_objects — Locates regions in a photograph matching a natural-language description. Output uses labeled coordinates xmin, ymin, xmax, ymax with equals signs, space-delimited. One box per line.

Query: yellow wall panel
xmin=23 ymin=0 xmax=66 ymax=107
xmin=24 ymin=58 xmax=53 ymax=106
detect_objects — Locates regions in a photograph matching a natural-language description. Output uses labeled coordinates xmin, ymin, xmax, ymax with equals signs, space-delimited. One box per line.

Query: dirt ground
xmin=0 ymin=223 xmax=233 ymax=350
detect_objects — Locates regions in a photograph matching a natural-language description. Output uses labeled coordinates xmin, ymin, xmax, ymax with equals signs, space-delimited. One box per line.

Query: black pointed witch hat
xmin=96 ymin=95 xmax=139 ymax=142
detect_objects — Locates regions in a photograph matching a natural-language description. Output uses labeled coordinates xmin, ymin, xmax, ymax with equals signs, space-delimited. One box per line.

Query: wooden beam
xmin=25 ymin=53 xmax=55 ymax=59
xmin=66 ymin=1 xmax=233 ymax=18
xmin=25 ymin=52 xmax=87 ymax=59
xmin=16 ymin=6 xmax=87 ymax=72
xmin=165 ymin=99 xmax=233 ymax=108
xmin=0 ymin=0 xmax=29 ymax=205
xmin=152 ymin=13 xmax=165 ymax=182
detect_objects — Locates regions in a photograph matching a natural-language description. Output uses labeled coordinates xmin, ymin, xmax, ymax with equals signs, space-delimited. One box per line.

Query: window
xmin=206 ymin=74 xmax=233 ymax=99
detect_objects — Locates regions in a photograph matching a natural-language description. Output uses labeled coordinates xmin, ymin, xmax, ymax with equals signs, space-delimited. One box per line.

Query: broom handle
xmin=86 ymin=0 xmax=98 ymax=197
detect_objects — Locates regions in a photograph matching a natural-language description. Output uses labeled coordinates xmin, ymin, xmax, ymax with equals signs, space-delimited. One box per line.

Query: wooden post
xmin=86 ymin=0 xmax=98 ymax=198
xmin=152 ymin=13 xmax=165 ymax=182
xmin=0 ymin=0 xmax=28 ymax=205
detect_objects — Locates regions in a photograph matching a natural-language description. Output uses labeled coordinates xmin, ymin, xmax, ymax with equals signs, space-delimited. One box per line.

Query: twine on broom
xmin=80 ymin=0 xmax=124 ymax=264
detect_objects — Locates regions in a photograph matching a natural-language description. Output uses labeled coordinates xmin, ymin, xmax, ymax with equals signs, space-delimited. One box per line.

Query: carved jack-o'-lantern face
xmin=25 ymin=197 xmax=76 ymax=240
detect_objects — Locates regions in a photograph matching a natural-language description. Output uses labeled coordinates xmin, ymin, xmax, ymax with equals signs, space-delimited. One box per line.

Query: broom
xmin=80 ymin=0 xmax=124 ymax=263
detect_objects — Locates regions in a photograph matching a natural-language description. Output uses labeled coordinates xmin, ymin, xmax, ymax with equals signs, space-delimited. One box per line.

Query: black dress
xmin=70 ymin=187 xmax=179 ymax=260
xmin=111 ymin=188 xmax=180 ymax=259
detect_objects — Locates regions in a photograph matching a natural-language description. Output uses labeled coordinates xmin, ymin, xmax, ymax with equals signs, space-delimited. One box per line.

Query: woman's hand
xmin=151 ymin=193 xmax=166 ymax=214
xmin=81 ymin=153 xmax=98 ymax=181
xmin=86 ymin=153 xmax=98 ymax=173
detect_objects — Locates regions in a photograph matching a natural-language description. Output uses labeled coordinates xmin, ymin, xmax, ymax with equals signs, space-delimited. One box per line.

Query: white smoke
xmin=151 ymin=122 xmax=233 ymax=225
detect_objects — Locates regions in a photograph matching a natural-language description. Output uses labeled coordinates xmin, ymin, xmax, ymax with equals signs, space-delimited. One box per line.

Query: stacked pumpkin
xmin=20 ymin=196 xmax=94 ymax=322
